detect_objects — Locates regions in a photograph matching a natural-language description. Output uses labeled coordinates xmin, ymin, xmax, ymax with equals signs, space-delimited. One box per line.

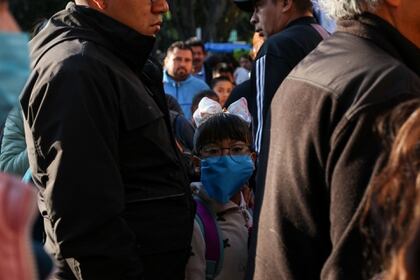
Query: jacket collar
xmin=337 ymin=13 xmax=420 ymax=75
xmin=285 ymin=16 xmax=317 ymax=29
xmin=69 ymin=2 xmax=155 ymax=72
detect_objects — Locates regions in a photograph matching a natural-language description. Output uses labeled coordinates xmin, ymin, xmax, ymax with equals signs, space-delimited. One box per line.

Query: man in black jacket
xmin=255 ymin=0 xmax=420 ymax=279
xmin=20 ymin=1 xmax=194 ymax=279
xmin=232 ymin=1 xmax=328 ymax=277
xmin=233 ymin=0 xmax=328 ymax=152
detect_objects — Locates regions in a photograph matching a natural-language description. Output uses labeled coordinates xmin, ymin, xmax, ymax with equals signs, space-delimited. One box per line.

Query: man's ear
xmin=163 ymin=55 xmax=169 ymax=68
xmin=281 ymin=0 xmax=293 ymax=12
xmin=91 ymin=0 xmax=107 ymax=10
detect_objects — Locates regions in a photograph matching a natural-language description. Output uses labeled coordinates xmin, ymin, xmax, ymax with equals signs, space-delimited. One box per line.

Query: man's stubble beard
xmin=175 ymin=68 xmax=189 ymax=81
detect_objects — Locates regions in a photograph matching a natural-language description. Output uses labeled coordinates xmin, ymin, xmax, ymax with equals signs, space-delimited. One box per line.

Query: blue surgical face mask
xmin=200 ymin=155 xmax=254 ymax=204
xmin=0 ymin=32 xmax=30 ymax=124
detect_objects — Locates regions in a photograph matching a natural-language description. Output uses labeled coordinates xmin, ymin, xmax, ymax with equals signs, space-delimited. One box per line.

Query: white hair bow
xmin=193 ymin=97 xmax=252 ymax=127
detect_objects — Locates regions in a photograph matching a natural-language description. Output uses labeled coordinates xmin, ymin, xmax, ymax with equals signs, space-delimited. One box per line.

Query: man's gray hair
xmin=318 ymin=0 xmax=383 ymax=20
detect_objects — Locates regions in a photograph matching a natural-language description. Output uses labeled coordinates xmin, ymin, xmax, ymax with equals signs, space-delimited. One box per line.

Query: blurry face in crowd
xmin=239 ymin=57 xmax=252 ymax=71
xmin=165 ymin=48 xmax=193 ymax=81
xmin=100 ymin=0 xmax=169 ymax=36
xmin=251 ymin=32 xmax=265 ymax=59
xmin=191 ymin=46 xmax=206 ymax=72
xmin=250 ymin=0 xmax=289 ymax=38
xmin=213 ymin=80 xmax=233 ymax=107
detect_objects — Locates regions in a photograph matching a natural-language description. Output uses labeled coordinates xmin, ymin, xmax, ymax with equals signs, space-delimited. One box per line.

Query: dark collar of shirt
xmin=193 ymin=65 xmax=206 ymax=82
xmin=337 ymin=13 xmax=420 ymax=75
xmin=284 ymin=16 xmax=318 ymax=30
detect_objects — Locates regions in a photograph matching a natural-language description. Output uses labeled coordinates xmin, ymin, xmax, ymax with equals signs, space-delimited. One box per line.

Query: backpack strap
xmin=311 ymin=23 xmax=330 ymax=40
xmin=194 ymin=198 xmax=224 ymax=280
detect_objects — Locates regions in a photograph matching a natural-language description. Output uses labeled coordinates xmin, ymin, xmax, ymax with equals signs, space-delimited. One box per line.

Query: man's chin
xmin=175 ymin=74 xmax=189 ymax=81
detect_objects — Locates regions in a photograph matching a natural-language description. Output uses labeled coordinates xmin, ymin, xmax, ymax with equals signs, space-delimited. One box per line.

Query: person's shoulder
xmin=234 ymin=67 xmax=249 ymax=76
xmin=188 ymin=76 xmax=210 ymax=89
xmin=34 ymin=46 xmax=107 ymax=85
xmin=259 ymin=34 xmax=297 ymax=58
xmin=282 ymin=35 xmax=420 ymax=108
xmin=266 ymin=24 xmax=318 ymax=49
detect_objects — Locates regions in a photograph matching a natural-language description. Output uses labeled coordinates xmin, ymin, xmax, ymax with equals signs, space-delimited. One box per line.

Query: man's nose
xmin=250 ymin=10 xmax=258 ymax=25
xmin=152 ymin=0 xmax=169 ymax=14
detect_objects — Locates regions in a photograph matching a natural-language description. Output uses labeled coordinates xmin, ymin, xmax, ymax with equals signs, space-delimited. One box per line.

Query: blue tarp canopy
xmin=204 ymin=42 xmax=251 ymax=53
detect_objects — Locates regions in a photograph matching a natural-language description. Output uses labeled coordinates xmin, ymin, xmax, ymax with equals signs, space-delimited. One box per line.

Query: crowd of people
xmin=0 ymin=0 xmax=419 ymax=279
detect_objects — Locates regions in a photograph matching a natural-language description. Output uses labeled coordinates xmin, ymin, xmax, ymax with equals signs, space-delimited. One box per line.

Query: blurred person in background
xmin=0 ymin=1 xmax=53 ymax=279
xmin=212 ymin=62 xmax=235 ymax=84
xmin=0 ymin=0 xmax=28 ymax=124
xmin=233 ymin=54 xmax=252 ymax=85
xmin=186 ymin=37 xmax=213 ymax=86
xmin=164 ymin=41 xmax=210 ymax=120
xmin=190 ymin=90 xmax=220 ymax=122
xmin=211 ymin=76 xmax=235 ymax=108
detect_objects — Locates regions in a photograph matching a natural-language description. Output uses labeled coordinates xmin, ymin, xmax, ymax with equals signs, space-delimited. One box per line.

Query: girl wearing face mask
xmin=185 ymin=97 xmax=255 ymax=280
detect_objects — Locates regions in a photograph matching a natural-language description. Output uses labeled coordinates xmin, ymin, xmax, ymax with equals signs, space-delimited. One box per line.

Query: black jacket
xmin=251 ymin=16 xmax=326 ymax=152
xmin=253 ymin=13 xmax=420 ymax=280
xmin=20 ymin=3 xmax=194 ymax=279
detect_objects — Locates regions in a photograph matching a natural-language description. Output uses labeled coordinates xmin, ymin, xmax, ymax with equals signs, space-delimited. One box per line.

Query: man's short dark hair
xmin=239 ymin=54 xmax=252 ymax=61
xmin=293 ymin=0 xmax=313 ymax=12
xmin=166 ymin=41 xmax=192 ymax=57
xmin=191 ymin=90 xmax=220 ymax=116
xmin=212 ymin=62 xmax=234 ymax=77
xmin=185 ymin=37 xmax=206 ymax=53
xmin=269 ymin=0 xmax=312 ymax=12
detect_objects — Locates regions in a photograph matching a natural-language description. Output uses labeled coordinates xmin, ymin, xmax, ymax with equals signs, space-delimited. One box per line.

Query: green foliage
xmin=9 ymin=0 xmax=254 ymax=53
xmin=158 ymin=1 xmax=253 ymax=52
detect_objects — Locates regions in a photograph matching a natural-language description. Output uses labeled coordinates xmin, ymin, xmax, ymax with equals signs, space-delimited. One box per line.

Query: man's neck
xmin=285 ymin=10 xmax=313 ymax=27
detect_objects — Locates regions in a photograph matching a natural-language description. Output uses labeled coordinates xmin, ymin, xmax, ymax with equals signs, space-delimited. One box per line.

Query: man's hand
xmin=0 ymin=1 xmax=20 ymax=32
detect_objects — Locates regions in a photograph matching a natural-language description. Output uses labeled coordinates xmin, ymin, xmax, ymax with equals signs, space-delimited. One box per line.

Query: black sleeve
xmin=23 ymin=56 xmax=142 ymax=279
xmin=224 ymin=79 xmax=252 ymax=108
xmin=174 ymin=113 xmax=195 ymax=152
xmin=253 ymin=40 xmax=296 ymax=152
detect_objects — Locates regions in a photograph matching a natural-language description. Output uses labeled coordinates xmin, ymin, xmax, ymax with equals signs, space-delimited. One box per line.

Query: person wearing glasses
xmin=20 ymin=0 xmax=195 ymax=279
xmin=186 ymin=97 xmax=255 ymax=280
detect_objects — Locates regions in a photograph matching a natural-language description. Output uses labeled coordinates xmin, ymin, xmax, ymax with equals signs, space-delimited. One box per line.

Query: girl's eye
xmin=231 ymin=147 xmax=243 ymax=154
xmin=231 ymin=145 xmax=248 ymax=154
xmin=202 ymin=146 xmax=221 ymax=155
xmin=208 ymin=148 xmax=221 ymax=155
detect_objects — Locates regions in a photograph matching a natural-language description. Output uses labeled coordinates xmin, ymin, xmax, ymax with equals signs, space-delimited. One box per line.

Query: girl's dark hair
xmin=210 ymin=76 xmax=232 ymax=89
xmin=190 ymin=90 xmax=219 ymax=117
xmin=361 ymin=98 xmax=420 ymax=280
xmin=194 ymin=113 xmax=252 ymax=154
